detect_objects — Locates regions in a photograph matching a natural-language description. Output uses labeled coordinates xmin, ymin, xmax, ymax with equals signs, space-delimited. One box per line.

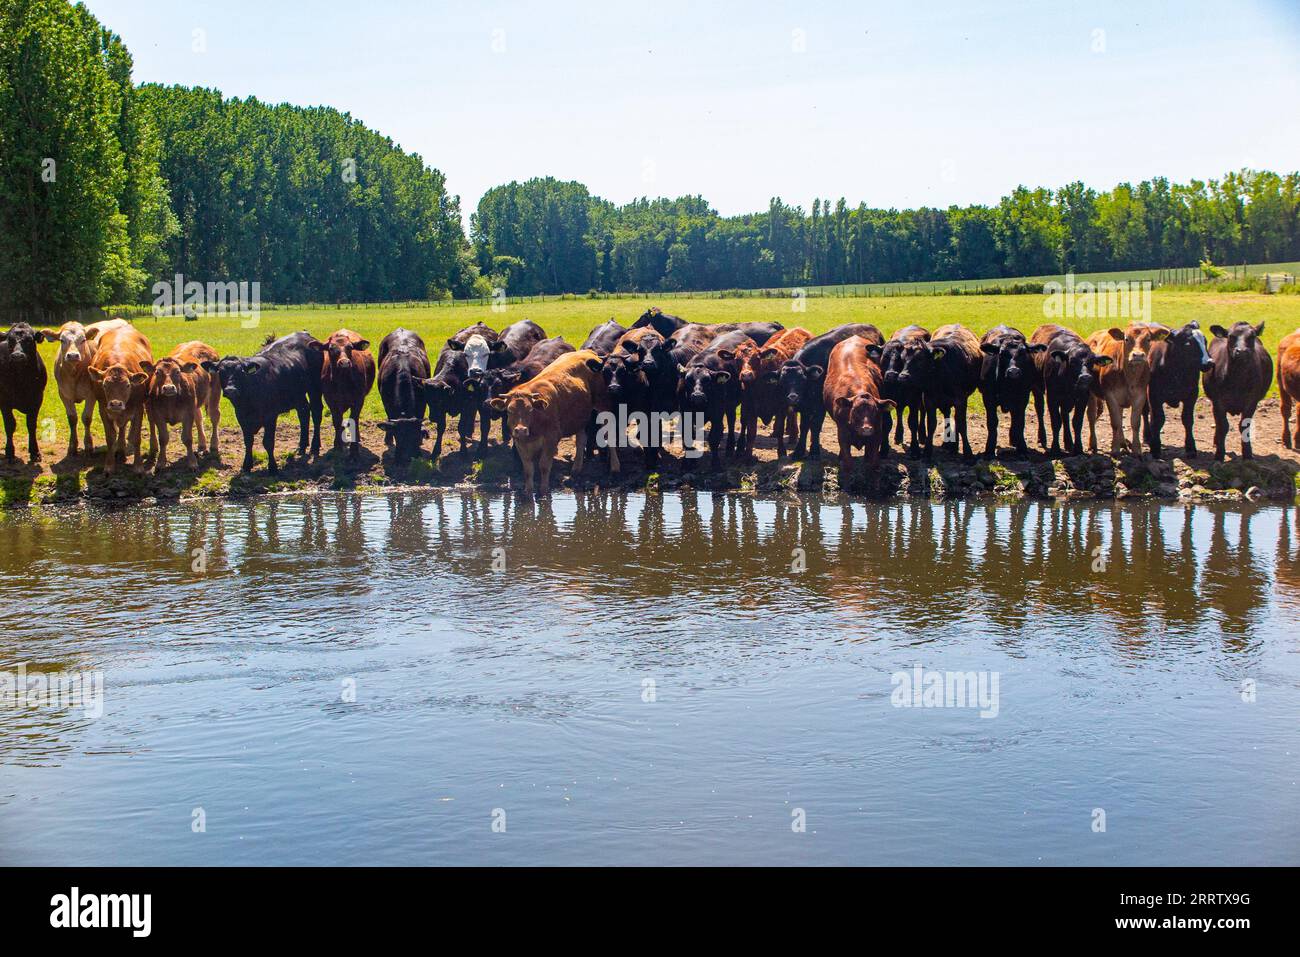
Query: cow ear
xmin=37 ymin=328 xmax=60 ymax=342
xmin=677 ymin=364 xmax=688 ymax=375
xmin=1254 ymin=321 xmax=1265 ymax=337
xmin=88 ymin=368 xmax=104 ymax=384
xmin=1185 ymin=320 xmax=1200 ymax=331
xmin=865 ymin=344 xmax=883 ymax=362
xmin=930 ymin=347 xmax=946 ymax=361
xmin=139 ymin=360 xmax=155 ymax=375
xmin=308 ymin=339 xmax=327 ymax=352
xmin=1106 ymin=327 xmax=1125 ymax=341
xmin=375 ymin=421 xmax=393 ymax=433
xmin=84 ymin=327 xmax=101 ymax=341
xmin=1050 ymin=349 xmax=1067 ymax=362
xmin=1091 ymin=355 xmax=1113 ymax=367
xmin=490 ymin=340 xmax=509 ymax=353
xmin=499 ymin=370 xmax=521 ymax=382
xmin=585 ymin=357 xmax=604 ymax=373
xmin=879 ymin=398 xmax=897 ymax=410
xmin=717 ymin=349 xmax=735 ymax=361
xmin=1149 ymin=327 xmax=1169 ymax=341
xmin=980 ymin=343 xmax=999 ymax=355
xmin=1210 ymin=325 xmax=1229 ymax=338
xmin=129 ymin=372 xmax=149 ymax=385
xmin=759 ymin=347 xmax=778 ymax=359
xmin=446 ymin=338 xmax=464 ymax=351
xmin=1028 ymin=343 xmax=1047 ymax=353
xmin=243 ymin=362 xmax=260 ymax=375
xmin=181 ymin=362 xmax=199 ymax=373
xmin=354 ymin=339 xmax=369 ymax=351
xmin=530 ymin=395 xmax=548 ymax=410
xmin=833 ymin=396 xmax=851 ymax=416
xmin=201 ymin=360 xmax=218 ymax=372
xmin=806 ymin=364 xmax=825 ymax=378
xmin=488 ymin=397 xmax=507 ymax=412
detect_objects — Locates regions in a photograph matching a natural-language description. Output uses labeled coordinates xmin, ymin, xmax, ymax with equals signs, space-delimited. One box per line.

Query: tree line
xmin=3 ymin=0 xmax=1298 ymax=313
xmin=471 ymin=172 xmax=1300 ymax=296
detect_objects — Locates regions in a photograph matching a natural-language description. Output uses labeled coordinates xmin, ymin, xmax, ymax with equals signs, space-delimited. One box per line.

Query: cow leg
xmin=154 ymin=416 xmax=169 ymax=474
xmin=1033 ymin=386 xmax=1047 ymax=448
xmin=520 ymin=451 xmax=535 ymax=494
xmin=207 ymin=395 xmax=221 ymax=457
xmin=1010 ymin=404 xmax=1028 ymax=454
xmin=1085 ymin=398 xmax=1100 ymax=453
xmin=1281 ymin=389 xmax=1293 ymax=450
xmin=955 ymin=400 xmax=972 ymax=459
xmin=24 ymin=410 xmax=40 ymax=462
xmin=81 ymin=400 xmax=95 ymax=455
xmin=837 ymin=423 xmax=854 ymax=474
xmin=193 ymin=403 xmax=208 ymax=458
xmin=724 ymin=403 xmax=737 ymax=456
xmin=2 ymin=407 xmax=15 ymax=462
xmin=1148 ymin=400 xmax=1166 ymax=458
xmin=348 ymin=403 xmax=362 ymax=460
xmin=61 ymin=396 xmax=78 ymax=457
xmin=808 ymin=407 xmax=825 ymax=460
xmin=1241 ymin=402 xmax=1259 ymax=460
xmin=1129 ymin=395 xmax=1146 ymax=457
xmin=239 ymin=423 xmax=256 ymax=471
xmin=128 ymin=411 xmax=145 ymax=471
xmin=296 ymin=401 xmax=310 ymax=457
xmin=100 ymin=405 xmax=116 ymax=472
xmin=1177 ymin=398 xmax=1196 ymax=458
xmin=893 ymin=408 xmax=904 ymax=445
xmin=330 ymin=405 xmax=344 ymax=451
xmin=309 ymin=390 xmax=323 ymax=457
xmin=477 ymin=407 xmax=490 ymax=458
xmin=539 ymin=439 xmax=557 ymax=493
xmin=980 ymin=391 xmax=997 ymax=458
xmin=430 ymin=411 xmax=445 ymax=460
xmin=922 ymin=406 xmax=935 ymax=462
xmin=264 ymin=417 xmax=279 ymax=473
xmin=182 ymin=413 xmax=198 ymax=468
xmin=1211 ymin=404 xmax=1228 ymax=461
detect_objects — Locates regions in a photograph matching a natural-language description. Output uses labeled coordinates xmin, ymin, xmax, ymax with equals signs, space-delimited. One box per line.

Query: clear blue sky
xmin=86 ymin=0 xmax=1300 ymax=220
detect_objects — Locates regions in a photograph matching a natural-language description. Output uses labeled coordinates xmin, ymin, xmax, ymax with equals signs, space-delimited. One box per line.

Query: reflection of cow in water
xmin=1275 ymin=506 xmax=1300 ymax=611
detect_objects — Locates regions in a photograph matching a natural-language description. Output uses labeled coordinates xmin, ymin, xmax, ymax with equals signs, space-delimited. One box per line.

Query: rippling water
xmin=1 ymin=492 xmax=1296 ymax=865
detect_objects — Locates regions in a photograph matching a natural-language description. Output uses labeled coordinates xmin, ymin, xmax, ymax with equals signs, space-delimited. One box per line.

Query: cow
xmin=679 ymin=330 xmax=751 ymax=468
xmin=879 ymin=325 xmax=931 ymax=457
xmin=631 ymin=307 xmax=688 ymax=339
xmin=203 ymin=331 xmax=324 ymax=473
xmin=486 ymin=349 xmax=619 ymax=494
xmin=1280 ymin=329 xmax=1300 ymax=450
xmin=582 ymin=318 xmax=627 ymax=356
xmin=824 ymin=335 xmax=894 ymax=478
xmin=978 ymin=325 xmax=1045 ymax=457
xmin=670 ymin=321 xmax=785 ymax=349
xmin=1203 ymin=321 xmax=1273 ymax=461
xmin=142 ymin=340 xmax=220 ymax=473
xmin=1030 ymin=323 xmax=1113 ymax=456
xmin=319 ymin=329 xmax=375 ymax=461
xmin=0 ymin=322 xmax=54 ymax=464
xmin=376 ymin=328 xmax=432 ymax=467
xmin=920 ymin=323 xmax=983 ymax=460
xmin=779 ymin=323 xmax=884 ymax=460
xmin=482 ymin=336 xmax=575 ymax=430
xmin=1143 ymin=320 xmax=1215 ymax=457
xmin=43 ymin=317 xmax=127 ymax=457
xmin=607 ymin=327 xmax=679 ymax=469
xmin=424 ymin=323 xmax=498 ymax=456
xmin=88 ymin=324 xmax=155 ymax=473
xmin=491 ymin=319 xmax=546 ymax=366
xmin=1085 ymin=323 xmax=1169 ymax=455
xmin=736 ymin=326 xmax=810 ymax=459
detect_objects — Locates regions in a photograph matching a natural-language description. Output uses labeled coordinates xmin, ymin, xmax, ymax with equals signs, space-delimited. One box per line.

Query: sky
xmin=85 ymin=0 xmax=1300 ymax=221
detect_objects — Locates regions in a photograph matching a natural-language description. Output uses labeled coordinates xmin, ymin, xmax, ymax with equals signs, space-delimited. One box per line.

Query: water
xmin=1 ymin=492 xmax=1296 ymax=866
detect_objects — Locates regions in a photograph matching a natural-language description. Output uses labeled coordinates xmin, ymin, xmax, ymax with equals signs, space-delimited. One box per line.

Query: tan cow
xmin=487 ymin=349 xmax=618 ymax=494
xmin=1085 ymin=322 xmax=1169 ymax=454
xmin=143 ymin=341 xmax=221 ymax=473
xmin=1278 ymin=328 xmax=1300 ymax=449
xmin=39 ymin=318 xmax=128 ymax=456
xmin=88 ymin=324 xmax=154 ymax=473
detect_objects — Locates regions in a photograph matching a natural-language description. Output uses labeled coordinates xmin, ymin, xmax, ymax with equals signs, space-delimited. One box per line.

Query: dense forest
xmin=2 ymin=0 xmax=1299 ymax=313
xmin=471 ymin=172 xmax=1300 ymax=296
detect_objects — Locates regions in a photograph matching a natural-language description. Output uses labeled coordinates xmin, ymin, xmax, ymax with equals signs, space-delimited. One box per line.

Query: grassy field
xmin=23 ymin=290 xmax=1300 ymax=447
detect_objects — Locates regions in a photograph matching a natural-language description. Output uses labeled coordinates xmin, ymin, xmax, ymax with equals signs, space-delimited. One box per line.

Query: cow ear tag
xmin=342 ymin=418 xmax=358 ymax=444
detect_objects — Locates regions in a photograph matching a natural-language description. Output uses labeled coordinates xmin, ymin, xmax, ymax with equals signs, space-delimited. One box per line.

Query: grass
xmin=21 ymin=290 xmax=1300 ymax=450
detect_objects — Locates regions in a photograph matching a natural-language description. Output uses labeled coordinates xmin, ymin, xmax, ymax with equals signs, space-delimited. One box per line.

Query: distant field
xmin=26 ymin=290 xmax=1300 ymax=446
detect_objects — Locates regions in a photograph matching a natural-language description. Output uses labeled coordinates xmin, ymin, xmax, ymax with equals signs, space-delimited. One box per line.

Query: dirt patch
xmin=3 ymin=397 xmax=1297 ymax=508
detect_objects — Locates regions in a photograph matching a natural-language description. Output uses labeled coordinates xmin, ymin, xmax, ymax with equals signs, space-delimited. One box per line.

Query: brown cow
xmin=737 ymin=327 xmax=810 ymax=458
xmin=142 ymin=341 xmax=220 ymax=473
xmin=487 ymin=349 xmax=619 ymax=494
xmin=1085 ymin=322 xmax=1168 ymax=454
xmin=823 ymin=335 xmax=895 ymax=477
xmin=1278 ymin=328 xmax=1300 ymax=449
xmin=320 ymin=329 xmax=376 ymax=460
xmin=1204 ymin=320 xmax=1273 ymax=460
xmin=88 ymin=324 xmax=154 ymax=473
xmin=41 ymin=317 xmax=128 ymax=457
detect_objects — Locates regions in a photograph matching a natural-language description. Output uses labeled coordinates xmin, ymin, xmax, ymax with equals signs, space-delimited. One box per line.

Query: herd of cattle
xmin=0 ymin=308 xmax=1297 ymax=492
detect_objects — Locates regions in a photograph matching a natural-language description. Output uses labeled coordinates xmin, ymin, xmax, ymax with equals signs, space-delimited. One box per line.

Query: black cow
xmin=679 ymin=330 xmax=750 ymax=468
xmin=377 ymin=328 xmax=432 ymax=466
xmin=978 ymin=325 xmax=1045 ymax=457
xmin=424 ymin=323 xmax=502 ymax=457
xmin=0 ymin=323 xmax=52 ymax=463
xmin=582 ymin=319 xmax=627 ymax=356
xmin=1031 ymin=324 xmax=1113 ymax=456
xmin=631 ymin=307 xmax=688 ymax=339
xmin=879 ymin=325 xmax=931 ymax=457
xmin=1143 ymin=320 xmax=1214 ymax=457
xmin=204 ymin=331 xmax=324 ymax=473
xmin=610 ymin=330 xmax=679 ymax=469
xmin=918 ymin=324 xmax=983 ymax=460
xmin=1203 ymin=321 xmax=1273 ymax=460
xmin=778 ymin=323 xmax=883 ymax=459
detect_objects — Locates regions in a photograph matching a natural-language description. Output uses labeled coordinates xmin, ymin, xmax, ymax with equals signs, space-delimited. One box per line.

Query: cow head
xmin=679 ymin=360 xmax=730 ymax=410
xmin=779 ymin=359 xmax=823 ymax=409
xmin=1164 ymin=320 xmax=1215 ymax=374
xmin=1210 ymin=321 xmax=1265 ymax=362
xmin=718 ymin=339 xmax=759 ymax=386
xmin=2 ymin=323 xmax=48 ymax=367
xmin=1104 ymin=323 xmax=1168 ymax=368
xmin=141 ymin=357 xmax=198 ymax=399
xmin=45 ymin=322 xmax=99 ymax=366
xmin=599 ymin=352 xmax=649 ymax=404
xmin=981 ymin=334 xmax=1045 ymax=383
xmin=324 ymin=333 xmax=369 ymax=373
xmin=203 ymin=355 xmax=264 ymax=406
xmin=88 ymin=362 xmax=148 ymax=415
xmin=488 ymin=391 xmax=548 ymax=442
xmin=834 ymin=393 xmax=897 ymax=442
xmin=376 ymin=416 xmax=427 ymax=464
xmin=619 ymin=333 xmax=669 ymax=376
xmin=1049 ymin=343 xmax=1113 ymax=398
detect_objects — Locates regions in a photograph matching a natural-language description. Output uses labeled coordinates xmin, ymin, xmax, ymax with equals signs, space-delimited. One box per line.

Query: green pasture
xmin=25 ymin=290 xmax=1300 ymax=447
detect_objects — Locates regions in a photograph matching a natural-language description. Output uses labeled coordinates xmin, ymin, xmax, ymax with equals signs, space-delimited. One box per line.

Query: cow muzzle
xmin=65 ymin=350 xmax=82 ymax=363
xmin=107 ymin=399 xmax=125 ymax=412
xmin=161 ymin=384 xmax=179 ymax=396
